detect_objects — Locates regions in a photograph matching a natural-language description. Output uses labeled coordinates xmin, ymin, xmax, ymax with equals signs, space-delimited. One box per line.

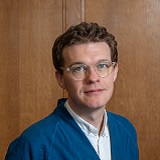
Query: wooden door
xmin=0 ymin=0 xmax=160 ymax=159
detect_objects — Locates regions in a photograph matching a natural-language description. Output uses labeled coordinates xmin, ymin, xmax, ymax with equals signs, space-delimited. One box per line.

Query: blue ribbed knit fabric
xmin=5 ymin=98 xmax=139 ymax=160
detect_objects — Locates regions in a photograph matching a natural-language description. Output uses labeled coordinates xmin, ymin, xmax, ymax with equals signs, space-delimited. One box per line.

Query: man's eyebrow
xmin=69 ymin=62 xmax=86 ymax=67
xmin=97 ymin=59 xmax=111 ymax=63
xmin=68 ymin=59 xmax=111 ymax=67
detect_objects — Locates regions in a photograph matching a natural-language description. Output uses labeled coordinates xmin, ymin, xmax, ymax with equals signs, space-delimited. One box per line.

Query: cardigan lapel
xmin=108 ymin=112 xmax=122 ymax=160
xmin=54 ymin=99 xmax=101 ymax=160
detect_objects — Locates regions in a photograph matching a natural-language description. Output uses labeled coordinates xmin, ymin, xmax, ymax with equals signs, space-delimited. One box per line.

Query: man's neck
xmin=66 ymin=100 xmax=106 ymax=135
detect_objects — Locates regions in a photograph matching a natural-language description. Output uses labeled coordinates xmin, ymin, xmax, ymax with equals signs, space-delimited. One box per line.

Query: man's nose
xmin=86 ymin=67 xmax=100 ymax=82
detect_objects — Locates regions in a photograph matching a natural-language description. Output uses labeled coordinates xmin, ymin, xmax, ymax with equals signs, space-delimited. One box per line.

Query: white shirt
xmin=65 ymin=101 xmax=111 ymax=160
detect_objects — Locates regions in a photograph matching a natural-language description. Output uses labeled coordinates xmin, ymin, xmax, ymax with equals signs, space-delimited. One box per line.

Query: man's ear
xmin=113 ymin=64 xmax=118 ymax=82
xmin=55 ymin=71 xmax=66 ymax=89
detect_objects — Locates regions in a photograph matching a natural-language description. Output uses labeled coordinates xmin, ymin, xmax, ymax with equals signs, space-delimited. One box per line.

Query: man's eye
xmin=72 ymin=65 xmax=86 ymax=72
xmin=97 ymin=63 xmax=109 ymax=69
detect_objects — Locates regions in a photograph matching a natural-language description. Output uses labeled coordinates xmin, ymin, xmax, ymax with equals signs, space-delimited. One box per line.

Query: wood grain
xmin=0 ymin=1 xmax=19 ymax=159
xmin=0 ymin=0 xmax=63 ymax=159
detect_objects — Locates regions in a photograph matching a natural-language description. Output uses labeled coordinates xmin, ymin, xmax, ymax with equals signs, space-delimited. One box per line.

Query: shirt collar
xmin=64 ymin=100 xmax=109 ymax=137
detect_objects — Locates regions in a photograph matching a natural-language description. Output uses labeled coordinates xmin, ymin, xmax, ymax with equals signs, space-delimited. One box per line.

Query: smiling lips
xmin=84 ymin=89 xmax=105 ymax=95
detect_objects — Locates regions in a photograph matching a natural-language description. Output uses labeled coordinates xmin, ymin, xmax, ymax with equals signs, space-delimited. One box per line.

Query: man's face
xmin=56 ymin=42 xmax=118 ymax=113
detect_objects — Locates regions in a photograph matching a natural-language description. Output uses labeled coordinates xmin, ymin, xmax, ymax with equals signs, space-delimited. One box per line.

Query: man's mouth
xmin=84 ymin=89 xmax=104 ymax=94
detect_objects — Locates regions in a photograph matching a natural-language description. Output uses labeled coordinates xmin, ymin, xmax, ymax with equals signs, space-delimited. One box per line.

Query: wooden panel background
xmin=0 ymin=0 xmax=63 ymax=159
xmin=0 ymin=0 xmax=160 ymax=159
xmin=0 ymin=1 xmax=19 ymax=158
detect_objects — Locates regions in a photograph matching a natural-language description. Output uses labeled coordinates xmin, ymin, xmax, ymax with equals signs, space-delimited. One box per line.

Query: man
xmin=5 ymin=22 xmax=139 ymax=160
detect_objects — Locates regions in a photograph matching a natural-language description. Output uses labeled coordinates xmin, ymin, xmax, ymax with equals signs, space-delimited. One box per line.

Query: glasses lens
xmin=95 ymin=61 xmax=114 ymax=77
xmin=70 ymin=64 xmax=88 ymax=80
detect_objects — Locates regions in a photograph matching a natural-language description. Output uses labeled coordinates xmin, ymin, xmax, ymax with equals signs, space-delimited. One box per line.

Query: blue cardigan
xmin=5 ymin=98 xmax=139 ymax=160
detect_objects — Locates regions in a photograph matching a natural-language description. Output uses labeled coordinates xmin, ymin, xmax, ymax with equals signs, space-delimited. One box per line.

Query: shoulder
xmin=8 ymin=112 xmax=59 ymax=148
xmin=107 ymin=111 xmax=132 ymax=124
xmin=19 ymin=99 xmax=69 ymax=141
xmin=5 ymin=113 xmax=58 ymax=159
xmin=21 ymin=112 xmax=59 ymax=140
xmin=5 ymin=101 xmax=70 ymax=159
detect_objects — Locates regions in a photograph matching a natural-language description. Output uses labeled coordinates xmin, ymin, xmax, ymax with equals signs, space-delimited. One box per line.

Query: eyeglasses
xmin=60 ymin=60 xmax=116 ymax=81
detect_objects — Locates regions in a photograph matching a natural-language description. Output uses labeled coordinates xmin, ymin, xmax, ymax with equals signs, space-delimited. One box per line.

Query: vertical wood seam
xmin=62 ymin=0 xmax=66 ymax=32
xmin=81 ymin=0 xmax=85 ymax=21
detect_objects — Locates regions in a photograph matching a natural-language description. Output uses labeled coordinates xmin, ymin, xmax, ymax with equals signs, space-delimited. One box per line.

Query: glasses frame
xmin=60 ymin=60 xmax=117 ymax=81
